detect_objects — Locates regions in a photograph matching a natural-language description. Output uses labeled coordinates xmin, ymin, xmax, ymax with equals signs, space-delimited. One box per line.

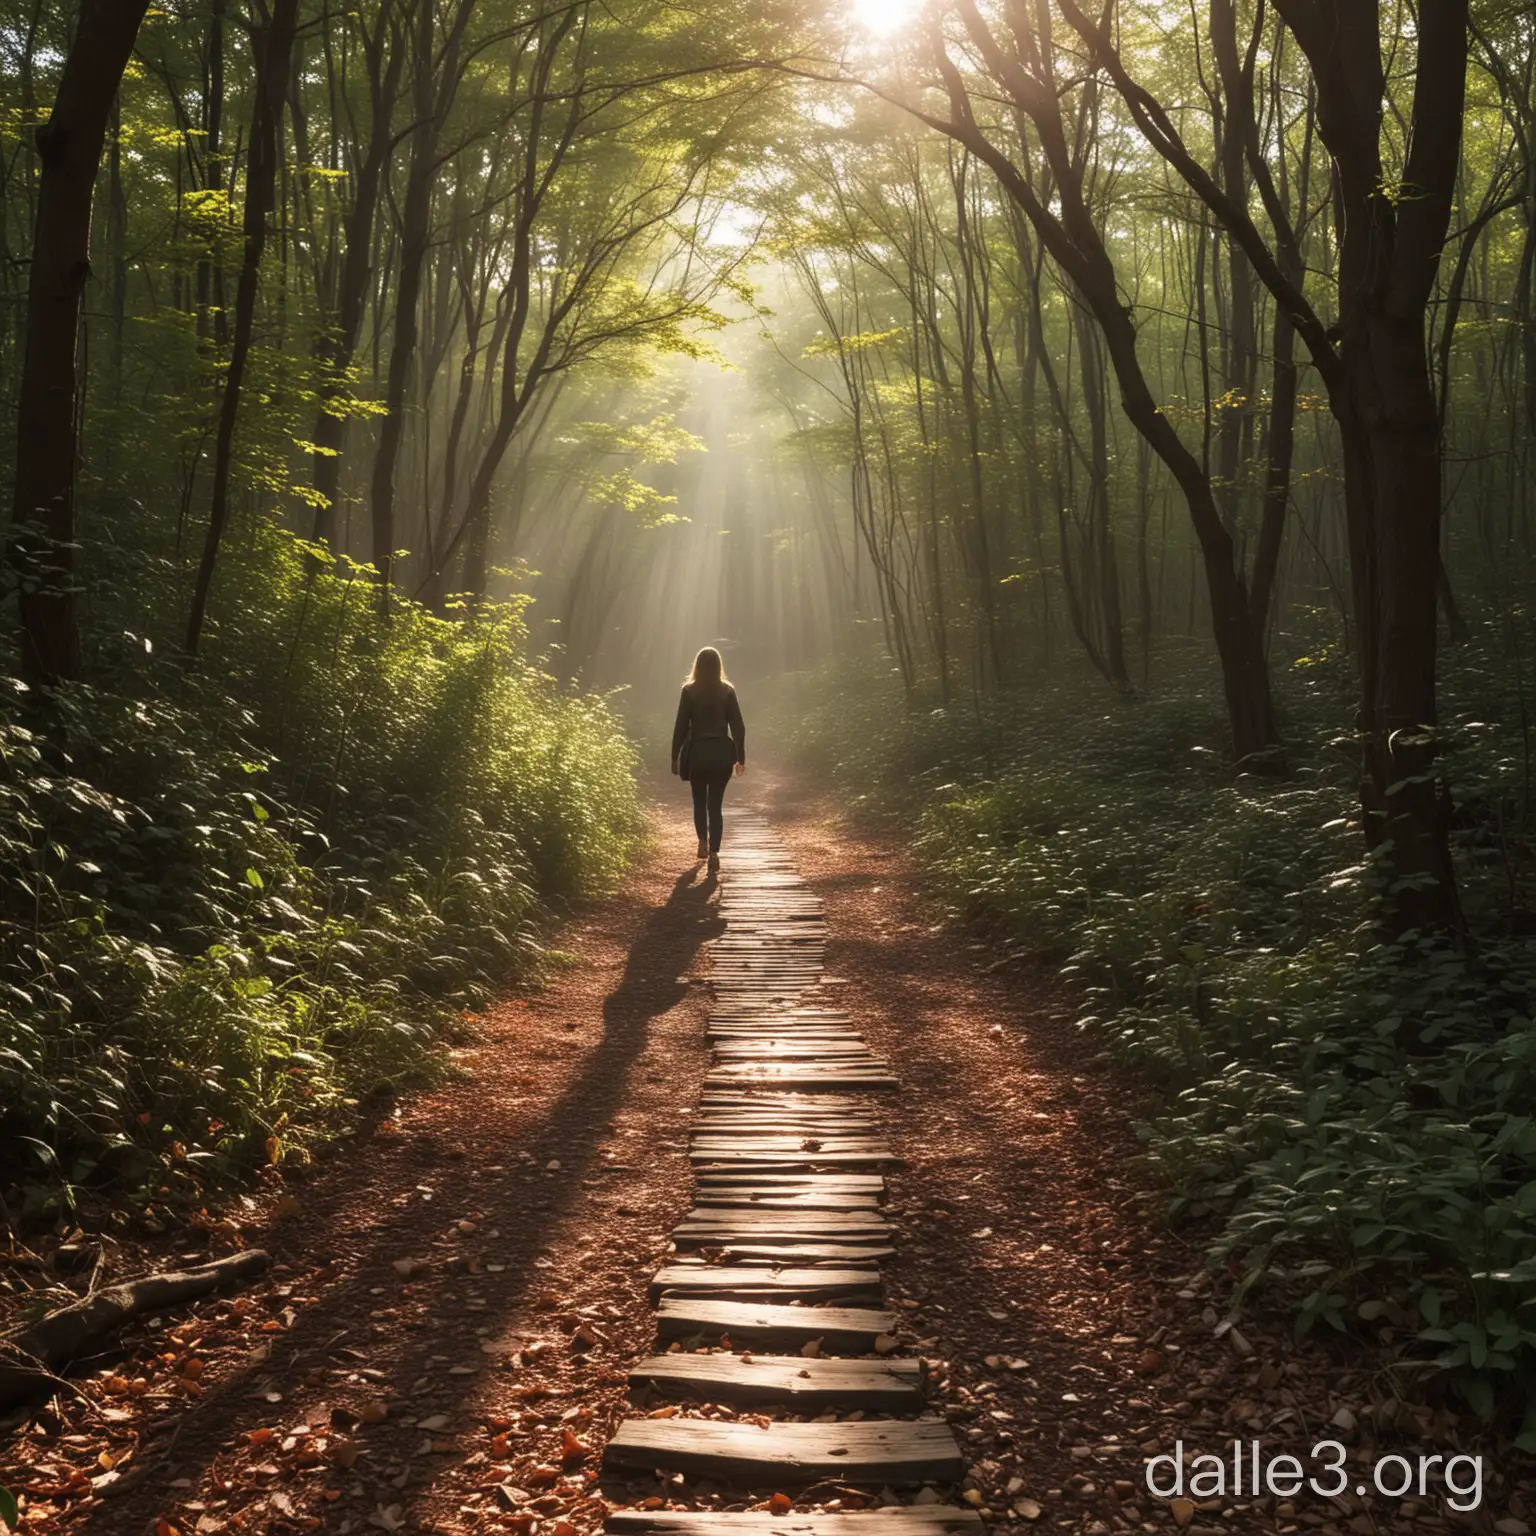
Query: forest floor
xmin=0 ymin=771 xmax=1529 ymax=1536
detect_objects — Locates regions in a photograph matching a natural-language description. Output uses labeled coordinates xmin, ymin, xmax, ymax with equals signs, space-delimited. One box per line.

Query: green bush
xmin=1 ymin=527 xmax=643 ymax=1215
xmin=771 ymin=638 xmax=1536 ymax=1444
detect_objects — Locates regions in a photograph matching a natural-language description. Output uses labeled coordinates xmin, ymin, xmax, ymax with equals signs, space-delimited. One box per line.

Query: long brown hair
xmin=688 ymin=646 xmax=729 ymax=696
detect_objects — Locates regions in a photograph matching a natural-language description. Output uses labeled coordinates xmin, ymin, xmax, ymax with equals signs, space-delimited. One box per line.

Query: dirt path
xmin=2 ymin=777 xmax=1528 ymax=1536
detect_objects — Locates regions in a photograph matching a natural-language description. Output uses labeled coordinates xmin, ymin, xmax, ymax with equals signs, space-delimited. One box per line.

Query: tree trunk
xmin=311 ymin=0 xmax=406 ymax=546
xmin=196 ymin=0 xmax=227 ymax=344
xmin=1352 ymin=309 xmax=1462 ymax=929
xmin=367 ymin=0 xmax=439 ymax=598
xmin=185 ymin=0 xmax=300 ymax=660
xmin=1279 ymin=0 xmax=1467 ymax=930
xmin=8 ymin=0 xmax=151 ymax=688
xmin=1075 ymin=307 xmax=1129 ymax=685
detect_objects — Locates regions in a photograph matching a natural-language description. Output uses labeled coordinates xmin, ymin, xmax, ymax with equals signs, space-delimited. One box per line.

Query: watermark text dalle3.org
xmin=1145 ymin=1440 xmax=1484 ymax=1514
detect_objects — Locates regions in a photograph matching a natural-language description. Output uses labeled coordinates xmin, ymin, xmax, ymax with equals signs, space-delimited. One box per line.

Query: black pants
xmin=690 ymin=769 xmax=731 ymax=852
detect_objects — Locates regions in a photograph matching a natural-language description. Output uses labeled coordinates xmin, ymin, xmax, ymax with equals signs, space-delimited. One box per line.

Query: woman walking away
xmin=671 ymin=646 xmax=745 ymax=872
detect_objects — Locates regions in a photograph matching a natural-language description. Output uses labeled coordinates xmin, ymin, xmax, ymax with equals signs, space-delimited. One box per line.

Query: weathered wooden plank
xmin=705 ymin=1063 xmax=892 ymax=1077
xmin=627 ymin=1351 xmax=921 ymax=1409
xmin=691 ymin=1160 xmax=901 ymax=1177
xmin=649 ymin=1265 xmax=881 ymax=1303
xmin=708 ymin=1243 xmax=897 ymax=1264
xmin=692 ymin=1131 xmax=892 ymax=1145
xmin=705 ymin=1072 xmax=897 ymax=1093
xmin=691 ymin=1148 xmax=897 ymax=1155
xmin=706 ymin=1027 xmax=853 ymax=1035
xmin=692 ymin=1125 xmax=882 ymax=1140
xmin=694 ymin=1172 xmax=885 ymax=1192
xmin=711 ymin=1046 xmax=879 ymax=1060
xmin=706 ymin=1040 xmax=863 ymax=1050
xmin=674 ymin=1221 xmax=893 ymax=1249
xmin=676 ymin=1190 xmax=879 ymax=1212
xmin=693 ymin=1123 xmax=889 ymax=1134
xmin=694 ymin=1123 xmax=888 ymax=1134
xmin=706 ymin=1044 xmax=878 ymax=1056
xmin=699 ymin=1093 xmax=872 ymax=1108
xmin=602 ymin=1419 xmax=963 ymax=1487
xmin=690 ymin=1143 xmax=895 ymax=1160
xmin=697 ymin=1105 xmax=878 ymax=1118
xmin=684 ymin=1206 xmax=891 ymax=1227
xmin=706 ymin=1023 xmax=859 ymax=1032
xmin=605 ymin=1509 xmax=983 ymax=1536
xmin=712 ymin=960 xmax=825 ymax=968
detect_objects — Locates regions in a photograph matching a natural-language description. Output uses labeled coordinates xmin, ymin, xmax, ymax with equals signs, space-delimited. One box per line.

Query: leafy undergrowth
xmin=768 ymin=632 xmax=1536 ymax=1445
xmin=0 ymin=528 xmax=644 ymax=1226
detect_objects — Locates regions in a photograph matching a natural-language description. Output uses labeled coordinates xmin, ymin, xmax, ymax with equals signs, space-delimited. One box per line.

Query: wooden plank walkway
xmin=608 ymin=1513 xmax=983 ymax=1536
xmin=602 ymin=809 xmax=967 ymax=1521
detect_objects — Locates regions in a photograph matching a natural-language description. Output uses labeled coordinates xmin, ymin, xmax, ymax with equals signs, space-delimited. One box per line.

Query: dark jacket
xmin=672 ymin=681 xmax=746 ymax=770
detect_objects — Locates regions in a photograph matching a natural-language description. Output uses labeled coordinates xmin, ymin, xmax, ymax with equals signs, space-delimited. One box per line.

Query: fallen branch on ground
xmin=0 ymin=1249 xmax=269 ymax=1409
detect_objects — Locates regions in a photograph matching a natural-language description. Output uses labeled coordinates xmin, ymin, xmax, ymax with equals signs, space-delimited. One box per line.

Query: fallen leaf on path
xmin=358 ymin=1399 xmax=389 ymax=1424
xmin=769 ymin=1493 xmax=794 ymax=1515
xmin=800 ymin=1338 xmax=822 ymax=1358
xmin=560 ymin=1428 xmax=590 ymax=1462
xmin=1170 ymin=1497 xmax=1195 ymax=1528
xmin=873 ymin=1335 xmax=898 ymax=1355
xmin=1012 ymin=1498 xmax=1042 ymax=1521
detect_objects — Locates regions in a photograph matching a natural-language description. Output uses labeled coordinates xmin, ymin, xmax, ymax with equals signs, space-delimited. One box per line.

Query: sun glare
xmin=852 ymin=0 xmax=917 ymax=37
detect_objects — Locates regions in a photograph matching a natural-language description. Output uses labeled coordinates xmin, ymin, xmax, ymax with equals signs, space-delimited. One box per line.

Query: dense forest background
xmin=5 ymin=0 xmax=1536 ymax=1447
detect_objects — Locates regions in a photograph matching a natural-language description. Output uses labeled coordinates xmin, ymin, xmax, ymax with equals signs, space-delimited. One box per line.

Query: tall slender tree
xmin=8 ymin=0 xmax=151 ymax=687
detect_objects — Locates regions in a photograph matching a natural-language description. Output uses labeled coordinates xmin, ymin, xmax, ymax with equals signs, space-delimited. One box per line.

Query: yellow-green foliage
xmin=0 ymin=528 xmax=643 ymax=1211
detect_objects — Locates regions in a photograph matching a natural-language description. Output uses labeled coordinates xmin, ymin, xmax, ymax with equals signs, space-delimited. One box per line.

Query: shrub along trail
xmin=2 ymin=783 xmax=1530 ymax=1536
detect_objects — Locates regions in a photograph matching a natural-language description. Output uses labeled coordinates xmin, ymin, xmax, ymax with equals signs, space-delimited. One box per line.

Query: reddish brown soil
xmin=1 ymin=776 xmax=1530 ymax=1536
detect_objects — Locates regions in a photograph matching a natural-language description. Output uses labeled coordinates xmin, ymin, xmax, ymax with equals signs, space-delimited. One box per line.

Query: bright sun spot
xmin=852 ymin=0 xmax=917 ymax=37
